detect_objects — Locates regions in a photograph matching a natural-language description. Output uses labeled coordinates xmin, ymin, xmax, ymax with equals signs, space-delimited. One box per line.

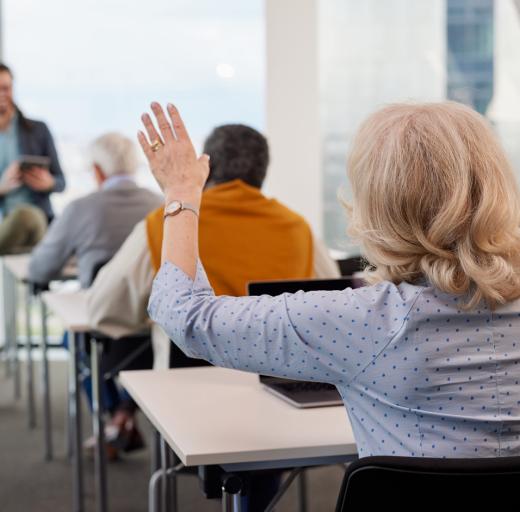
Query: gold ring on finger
xmin=151 ymin=140 xmax=163 ymax=152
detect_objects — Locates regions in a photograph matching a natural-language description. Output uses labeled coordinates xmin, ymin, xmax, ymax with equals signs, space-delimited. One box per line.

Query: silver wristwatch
xmin=163 ymin=200 xmax=199 ymax=219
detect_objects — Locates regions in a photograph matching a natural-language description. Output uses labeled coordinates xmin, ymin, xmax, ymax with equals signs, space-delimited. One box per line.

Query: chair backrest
xmin=88 ymin=259 xmax=155 ymax=374
xmin=336 ymin=455 xmax=520 ymax=510
xmin=169 ymin=341 xmax=211 ymax=369
xmin=336 ymin=256 xmax=365 ymax=277
xmin=90 ymin=259 xmax=110 ymax=286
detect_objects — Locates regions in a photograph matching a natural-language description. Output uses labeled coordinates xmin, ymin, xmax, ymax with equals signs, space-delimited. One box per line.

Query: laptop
xmin=247 ymin=276 xmax=357 ymax=408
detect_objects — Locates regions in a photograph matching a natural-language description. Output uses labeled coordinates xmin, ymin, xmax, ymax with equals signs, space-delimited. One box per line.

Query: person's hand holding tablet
xmin=19 ymin=156 xmax=55 ymax=192
xmin=0 ymin=161 xmax=22 ymax=195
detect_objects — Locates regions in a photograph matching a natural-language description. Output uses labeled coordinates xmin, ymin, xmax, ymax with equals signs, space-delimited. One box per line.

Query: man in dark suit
xmin=0 ymin=63 xmax=65 ymax=221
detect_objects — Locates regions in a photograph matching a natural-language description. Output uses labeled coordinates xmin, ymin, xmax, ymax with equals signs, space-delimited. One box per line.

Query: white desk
xmin=122 ymin=367 xmax=356 ymax=467
xmin=2 ymin=254 xmax=46 ymax=433
xmin=42 ymin=290 xmax=89 ymax=332
xmin=42 ymin=289 xmax=111 ymax=512
xmin=3 ymin=253 xmax=31 ymax=281
xmin=2 ymin=253 xmax=78 ymax=463
xmin=3 ymin=253 xmax=77 ymax=282
xmin=121 ymin=367 xmax=358 ymax=511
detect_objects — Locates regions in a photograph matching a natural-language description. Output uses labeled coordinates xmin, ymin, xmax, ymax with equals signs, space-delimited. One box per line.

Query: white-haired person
xmin=30 ymin=132 xmax=161 ymax=457
xmin=141 ymin=100 xmax=520 ymax=460
xmin=30 ymin=132 xmax=161 ymax=286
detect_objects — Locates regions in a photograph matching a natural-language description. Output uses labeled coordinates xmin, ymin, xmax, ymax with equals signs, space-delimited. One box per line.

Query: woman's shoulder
xmin=284 ymin=279 xmax=425 ymax=326
xmin=352 ymin=279 xmax=424 ymax=301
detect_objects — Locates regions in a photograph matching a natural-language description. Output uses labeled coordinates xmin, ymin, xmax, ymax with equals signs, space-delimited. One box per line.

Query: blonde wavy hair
xmin=347 ymin=101 xmax=520 ymax=309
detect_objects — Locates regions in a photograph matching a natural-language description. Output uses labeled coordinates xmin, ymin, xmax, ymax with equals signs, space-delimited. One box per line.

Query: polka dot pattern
xmin=148 ymin=261 xmax=520 ymax=459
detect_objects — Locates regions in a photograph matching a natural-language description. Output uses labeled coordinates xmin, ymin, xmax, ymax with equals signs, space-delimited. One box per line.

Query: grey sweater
xmin=29 ymin=180 xmax=161 ymax=287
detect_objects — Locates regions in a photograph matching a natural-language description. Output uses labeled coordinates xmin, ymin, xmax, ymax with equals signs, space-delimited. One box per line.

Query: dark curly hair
xmin=203 ymin=124 xmax=269 ymax=189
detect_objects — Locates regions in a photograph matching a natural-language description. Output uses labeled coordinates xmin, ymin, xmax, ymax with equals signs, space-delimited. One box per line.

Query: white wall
xmin=264 ymin=0 xmax=323 ymax=237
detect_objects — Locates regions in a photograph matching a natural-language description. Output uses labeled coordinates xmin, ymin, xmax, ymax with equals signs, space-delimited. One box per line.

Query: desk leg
xmin=2 ymin=263 xmax=12 ymax=378
xmin=149 ymin=468 xmax=163 ymax=512
xmin=222 ymin=475 xmax=243 ymax=512
xmin=40 ymin=296 xmax=53 ymax=461
xmin=25 ymin=284 xmax=35 ymax=428
xmin=151 ymin=428 xmax=161 ymax=475
xmin=11 ymin=272 xmax=20 ymax=400
xmin=149 ymin=461 xmax=184 ymax=512
xmin=160 ymin=436 xmax=171 ymax=512
xmin=4 ymin=267 xmax=21 ymax=399
xmin=296 ymin=471 xmax=308 ymax=512
xmin=69 ymin=330 xmax=85 ymax=512
xmin=169 ymin=449 xmax=179 ymax=512
xmin=91 ymin=338 xmax=108 ymax=512
xmin=66 ymin=375 xmax=73 ymax=460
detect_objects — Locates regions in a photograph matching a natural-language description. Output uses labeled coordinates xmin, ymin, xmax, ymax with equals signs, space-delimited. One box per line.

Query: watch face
xmin=165 ymin=200 xmax=182 ymax=215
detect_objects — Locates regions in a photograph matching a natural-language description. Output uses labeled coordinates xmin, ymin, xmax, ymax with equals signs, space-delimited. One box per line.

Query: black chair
xmin=335 ymin=455 xmax=520 ymax=511
xmin=336 ymin=256 xmax=366 ymax=277
xmin=168 ymin=341 xmax=210 ymax=369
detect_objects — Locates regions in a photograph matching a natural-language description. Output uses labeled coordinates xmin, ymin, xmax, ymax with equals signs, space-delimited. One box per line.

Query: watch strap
xmin=163 ymin=200 xmax=199 ymax=219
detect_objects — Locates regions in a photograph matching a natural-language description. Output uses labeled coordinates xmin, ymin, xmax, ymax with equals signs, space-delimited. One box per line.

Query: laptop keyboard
xmin=276 ymin=381 xmax=337 ymax=392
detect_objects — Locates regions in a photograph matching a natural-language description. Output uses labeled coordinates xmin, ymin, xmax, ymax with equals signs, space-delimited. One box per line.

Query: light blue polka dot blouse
xmin=148 ymin=260 xmax=520 ymax=459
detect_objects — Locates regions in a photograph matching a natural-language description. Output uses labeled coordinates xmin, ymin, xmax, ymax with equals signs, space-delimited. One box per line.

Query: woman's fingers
xmin=137 ymin=130 xmax=154 ymax=160
xmin=167 ymin=103 xmax=190 ymax=142
xmin=141 ymin=113 xmax=163 ymax=147
xmin=151 ymin=102 xmax=175 ymax=143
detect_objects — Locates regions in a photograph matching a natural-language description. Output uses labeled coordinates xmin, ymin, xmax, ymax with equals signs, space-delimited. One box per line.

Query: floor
xmin=0 ymin=355 xmax=346 ymax=511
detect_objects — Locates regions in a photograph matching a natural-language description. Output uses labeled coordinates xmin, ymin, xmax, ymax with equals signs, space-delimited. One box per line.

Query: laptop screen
xmin=247 ymin=276 xmax=357 ymax=296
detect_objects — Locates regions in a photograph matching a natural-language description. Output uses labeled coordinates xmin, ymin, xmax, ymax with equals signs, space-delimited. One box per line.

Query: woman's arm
xmin=138 ymin=102 xmax=209 ymax=279
xmin=138 ymin=103 xmax=415 ymax=385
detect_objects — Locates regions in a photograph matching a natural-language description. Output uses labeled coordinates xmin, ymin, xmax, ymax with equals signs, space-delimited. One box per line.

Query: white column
xmin=264 ymin=0 xmax=322 ymax=237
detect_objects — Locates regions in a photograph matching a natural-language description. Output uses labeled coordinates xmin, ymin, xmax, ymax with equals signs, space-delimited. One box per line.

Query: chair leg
xmin=149 ymin=469 xmax=163 ymax=512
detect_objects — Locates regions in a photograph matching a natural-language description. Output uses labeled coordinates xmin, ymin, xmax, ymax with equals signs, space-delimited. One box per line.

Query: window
xmin=4 ymin=0 xmax=265 ymax=211
xmin=321 ymin=0 xmax=520 ymax=251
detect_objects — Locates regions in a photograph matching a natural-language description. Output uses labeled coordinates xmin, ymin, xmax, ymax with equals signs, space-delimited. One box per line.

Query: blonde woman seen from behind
xmin=143 ymin=101 xmax=520 ymax=458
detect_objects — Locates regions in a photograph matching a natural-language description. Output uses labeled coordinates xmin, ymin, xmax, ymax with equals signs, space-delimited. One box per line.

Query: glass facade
xmin=321 ymin=0 xmax=520 ymax=251
xmin=320 ymin=0 xmax=445 ymax=252
xmin=447 ymin=0 xmax=494 ymax=114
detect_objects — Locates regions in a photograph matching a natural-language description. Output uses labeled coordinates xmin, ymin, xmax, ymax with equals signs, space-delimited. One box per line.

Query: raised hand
xmin=138 ymin=102 xmax=209 ymax=203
